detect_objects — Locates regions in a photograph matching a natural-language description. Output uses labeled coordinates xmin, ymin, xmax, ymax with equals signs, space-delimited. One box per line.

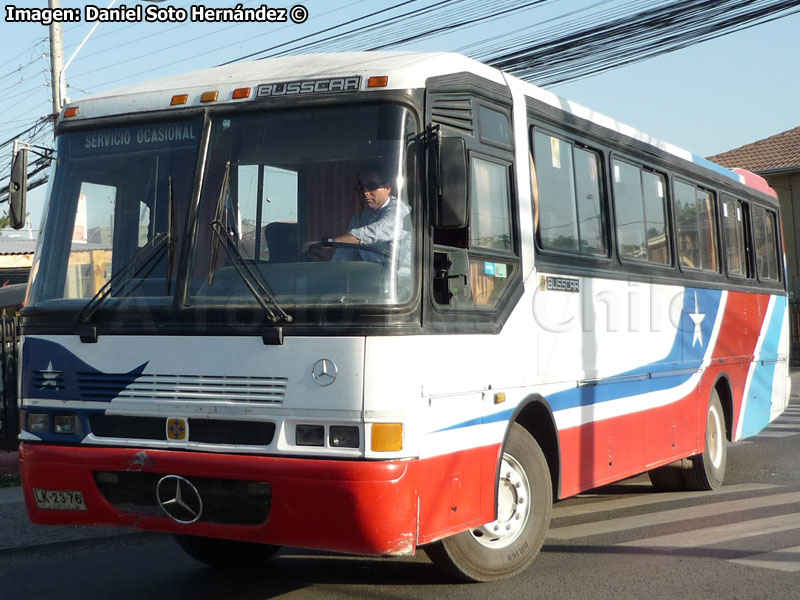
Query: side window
xmin=468 ymin=157 xmax=516 ymax=307
xmin=430 ymin=94 xmax=518 ymax=314
xmin=752 ymin=206 xmax=780 ymax=281
xmin=675 ymin=180 xmax=718 ymax=272
xmin=470 ymin=157 xmax=512 ymax=251
xmin=611 ymin=160 xmax=669 ymax=264
xmin=721 ymin=196 xmax=748 ymax=278
xmin=478 ymin=105 xmax=512 ymax=147
xmin=533 ymin=131 xmax=606 ymax=256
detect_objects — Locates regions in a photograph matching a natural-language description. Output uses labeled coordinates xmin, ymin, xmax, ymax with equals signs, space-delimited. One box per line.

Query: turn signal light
xmin=371 ymin=423 xmax=402 ymax=452
xmin=64 ymin=106 xmax=79 ymax=118
xmin=200 ymin=91 xmax=219 ymax=103
xmin=170 ymin=94 xmax=188 ymax=106
xmin=232 ymin=87 xmax=251 ymax=99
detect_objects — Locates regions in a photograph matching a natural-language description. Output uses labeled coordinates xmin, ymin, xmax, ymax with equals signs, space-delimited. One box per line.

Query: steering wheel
xmin=303 ymin=240 xmax=391 ymax=261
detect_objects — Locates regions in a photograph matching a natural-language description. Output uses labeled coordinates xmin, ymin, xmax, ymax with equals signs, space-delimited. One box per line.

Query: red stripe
xmin=19 ymin=443 xmax=498 ymax=554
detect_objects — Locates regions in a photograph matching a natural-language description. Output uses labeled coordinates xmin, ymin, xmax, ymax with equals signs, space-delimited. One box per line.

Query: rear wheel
xmin=685 ymin=389 xmax=727 ymax=490
xmin=648 ymin=463 xmax=687 ymax=492
xmin=174 ymin=534 xmax=281 ymax=567
xmin=424 ymin=423 xmax=552 ymax=582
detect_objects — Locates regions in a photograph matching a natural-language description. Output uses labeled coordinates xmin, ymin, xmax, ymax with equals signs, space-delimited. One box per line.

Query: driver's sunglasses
xmin=358 ymin=180 xmax=385 ymax=192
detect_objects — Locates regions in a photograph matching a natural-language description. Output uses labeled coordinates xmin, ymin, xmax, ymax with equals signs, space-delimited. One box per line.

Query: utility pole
xmin=48 ymin=0 xmax=65 ymax=118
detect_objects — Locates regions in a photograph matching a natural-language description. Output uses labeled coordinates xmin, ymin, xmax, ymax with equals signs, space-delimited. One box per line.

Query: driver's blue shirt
xmin=333 ymin=196 xmax=412 ymax=276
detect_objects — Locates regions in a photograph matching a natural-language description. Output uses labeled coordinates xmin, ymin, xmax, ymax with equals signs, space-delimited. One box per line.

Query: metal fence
xmin=0 ymin=315 xmax=19 ymax=451
xmin=791 ymin=299 xmax=800 ymax=370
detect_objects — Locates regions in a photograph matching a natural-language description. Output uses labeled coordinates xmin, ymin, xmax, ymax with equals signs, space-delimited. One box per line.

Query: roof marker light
xmin=232 ymin=87 xmax=251 ymax=100
xmin=64 ymin=106 xmax=79 ymax=118
xmin=367 ymin=76 xmax=389 ymax=88
xmin=200 ymin=91 xmax=219 ymax=103
xmin=170 ymin=94 xmax=188 ymax=106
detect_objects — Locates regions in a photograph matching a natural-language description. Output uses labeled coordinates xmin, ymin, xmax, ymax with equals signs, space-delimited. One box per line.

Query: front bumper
xmin=19 ymin=443 xmax=418 ymax=556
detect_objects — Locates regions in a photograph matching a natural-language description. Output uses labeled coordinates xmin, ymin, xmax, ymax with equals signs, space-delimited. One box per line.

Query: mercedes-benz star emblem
xmin=156 ymin=475 xmax=203 ymax=524
xmin=311 ymin=358 xmax=338 ymax=386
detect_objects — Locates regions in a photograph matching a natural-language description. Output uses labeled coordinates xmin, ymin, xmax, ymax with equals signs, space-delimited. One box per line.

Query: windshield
xmin=28 ymin=104 xmax=418 ymax=320
xmin=189 ymin=104 xmax=417 ymax=308
xmin=28 ymin=119 xmax=201 ymax=308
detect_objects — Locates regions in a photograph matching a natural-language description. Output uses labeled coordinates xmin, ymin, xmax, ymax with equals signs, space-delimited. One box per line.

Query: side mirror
xmin=435 ymin=137 xmax=468 ymax=228
xmin=8 ymin=147 xmax=28 ymax=230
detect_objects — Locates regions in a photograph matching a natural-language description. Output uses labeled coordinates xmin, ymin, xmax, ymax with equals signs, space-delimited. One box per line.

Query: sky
xmin=2 ymin=0 xmax=799 ymax=233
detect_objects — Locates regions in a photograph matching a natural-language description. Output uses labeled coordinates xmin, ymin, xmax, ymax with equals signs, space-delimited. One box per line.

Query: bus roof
xmin=60 ymin=51 xmax=774 ymax=198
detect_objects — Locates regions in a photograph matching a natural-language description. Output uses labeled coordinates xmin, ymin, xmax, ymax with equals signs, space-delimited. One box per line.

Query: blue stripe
xmin=692 ymin=154 xmax=740 ymax=182
xmin=740 ymin=296 xmax=786 ymax=439
xmin=435 ymin=287 xmax=722 ymax=433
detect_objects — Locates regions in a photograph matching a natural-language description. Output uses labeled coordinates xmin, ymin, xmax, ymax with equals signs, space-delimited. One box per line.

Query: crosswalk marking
xmin=620 ymin=513 xmax=800 ymax=549
xmin=551 ymin=483 xmax=776 ymax=519
xmin=755 ymin=431 xmax=797 ymax=438
xmin=729 ymin=544 xmax=800 ymax=572
xmin=760 ymin=424 xmax=800 ymax=430
xmin=547 ymin=491 xmax=800 ymax=540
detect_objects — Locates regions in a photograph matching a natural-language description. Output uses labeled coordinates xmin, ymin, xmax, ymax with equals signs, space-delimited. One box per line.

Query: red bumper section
xmin=19 ymin=443 xmax=498 ymax=556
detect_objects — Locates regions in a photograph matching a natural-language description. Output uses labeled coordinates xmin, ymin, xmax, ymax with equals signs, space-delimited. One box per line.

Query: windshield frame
xmin=23 ymin=93 xmax=425 ymax=336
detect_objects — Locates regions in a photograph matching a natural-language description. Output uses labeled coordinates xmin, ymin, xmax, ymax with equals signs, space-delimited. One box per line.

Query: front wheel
xmin=424 ymin=423 xmax=552 ymax=582
xmin=685 ymin=389 xmax=727 ymax=490
xmin=174 ymin=534 xmax=281 ymax=567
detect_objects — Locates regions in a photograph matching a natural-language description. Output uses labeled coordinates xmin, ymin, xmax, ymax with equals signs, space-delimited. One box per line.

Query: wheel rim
xmin=707 ymin=403 xmax=724 ymax=469
xmin=469 ymin=453 xmax=531 ymax=548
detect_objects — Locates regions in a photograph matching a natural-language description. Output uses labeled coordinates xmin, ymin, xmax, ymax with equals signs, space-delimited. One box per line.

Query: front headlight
xmin=26 ymin=413 xmax=49 ymax=434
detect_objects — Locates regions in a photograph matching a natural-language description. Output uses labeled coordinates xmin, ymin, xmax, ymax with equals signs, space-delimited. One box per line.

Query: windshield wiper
xmin=76 ymin=232 xmax=173 ymax=339
xmin=207 ymin=162 xmax=230 ymax=287
xmin=207 ymin=162 xmax=292 ymax=324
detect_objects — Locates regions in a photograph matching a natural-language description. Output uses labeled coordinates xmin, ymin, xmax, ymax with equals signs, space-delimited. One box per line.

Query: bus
xmin=8 ymin=52 xmax=791 ymax=582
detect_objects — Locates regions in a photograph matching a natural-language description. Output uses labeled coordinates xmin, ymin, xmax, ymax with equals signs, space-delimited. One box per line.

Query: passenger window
xmin=611 ymin=160 xmax=669 ymax=264
xmin=675 ymin=180 xmax=718 ymax=272
xmin=642 ymin=172 xmax=669 ymax=264
xmin=613 ymin=161 xmax=646 ymax=260
xmin=752 ymin=206 xmax=779 ymax=281
xmin=574 ymin=148 xmax=606 ymax=256
xmin=533 ymin=131 xmax=605 ymax=256
xmin=722 ymin=196 xmax=747 ymax=278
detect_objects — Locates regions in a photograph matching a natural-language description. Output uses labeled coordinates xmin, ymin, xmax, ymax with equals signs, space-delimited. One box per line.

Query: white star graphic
xmin=688 ymin=293 xmax=706 ymax=347
xmin=40 ymin=361 xmax=61 ymax=389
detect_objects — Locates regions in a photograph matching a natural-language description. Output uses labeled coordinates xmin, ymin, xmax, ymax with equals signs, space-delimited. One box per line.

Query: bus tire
xmin=685 ymin=389 xmax=727 ymax=491
xmin=424 ymin=423 xmax=552 ymax=582
xmin=647 ymin=464 xmax=687 ymax=492
xmin=174 ymin=534 xmax=281 ymax=567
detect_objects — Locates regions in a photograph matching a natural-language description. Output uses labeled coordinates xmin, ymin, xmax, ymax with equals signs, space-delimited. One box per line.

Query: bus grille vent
xmin=94 ymin=471 xmax=271 ymax=525
xmin=77 ymin=372 xmax=287 ymax=403
xmin=431 ymin=96 xmax=474 ymax=134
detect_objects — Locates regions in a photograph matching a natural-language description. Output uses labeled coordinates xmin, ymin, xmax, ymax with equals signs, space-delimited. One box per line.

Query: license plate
xmin=33 ymin=488 xmax=87 ymax=511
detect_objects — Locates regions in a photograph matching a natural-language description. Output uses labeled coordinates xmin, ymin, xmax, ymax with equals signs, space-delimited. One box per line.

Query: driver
xmin=329 ymin=163 xmax=411 ymax=272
